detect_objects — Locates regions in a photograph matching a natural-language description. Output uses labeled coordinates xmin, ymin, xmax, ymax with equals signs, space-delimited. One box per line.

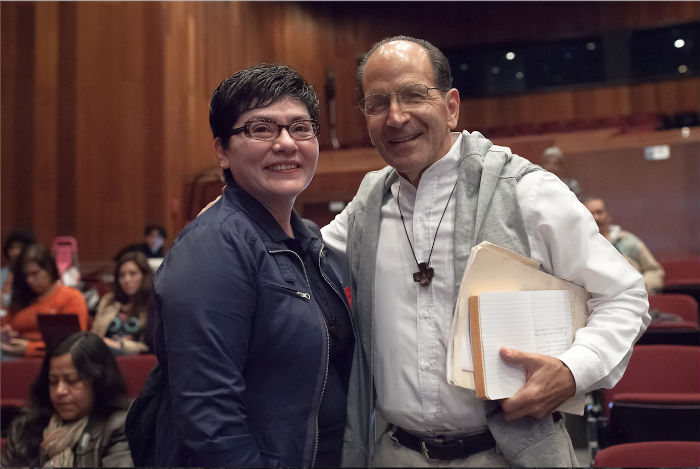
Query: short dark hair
xmin=3 ymin=229 xmax=36 ymax=259
xmin=2 ymin=332 xmax=129 ymax=466
xmin=356 ymin=35 xmax=453 ymax=97
xmin=9 ymin=244 xmax=60 ymax=313
xmin=208 ymin=63 xmax=320 ymax=185
xmin=144 ymin=224 xmax=167 ymax=239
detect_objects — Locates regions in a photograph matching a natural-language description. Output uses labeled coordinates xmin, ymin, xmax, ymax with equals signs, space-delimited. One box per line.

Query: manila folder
xmin=446 ymin=241 xmax=591 ymax=414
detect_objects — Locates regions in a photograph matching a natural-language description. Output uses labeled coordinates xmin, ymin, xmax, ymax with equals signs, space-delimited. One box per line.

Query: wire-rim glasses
xmin=358 ymin=83 xmax=442 ymax=116
xmin=229 ymin=118 xmax=320 ymax=141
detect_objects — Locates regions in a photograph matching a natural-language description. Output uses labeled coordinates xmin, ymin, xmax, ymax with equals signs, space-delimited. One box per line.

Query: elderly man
xmin=321 ymin=35 xmax=649 ymax=467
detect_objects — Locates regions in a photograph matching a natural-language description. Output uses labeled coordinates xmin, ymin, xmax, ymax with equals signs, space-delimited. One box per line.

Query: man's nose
xmin=385 ymin=95 xmax=410 ymax=127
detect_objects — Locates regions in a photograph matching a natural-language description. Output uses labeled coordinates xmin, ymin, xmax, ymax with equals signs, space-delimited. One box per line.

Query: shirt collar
xmin=394 ymin=132 xmax=463 ymax=189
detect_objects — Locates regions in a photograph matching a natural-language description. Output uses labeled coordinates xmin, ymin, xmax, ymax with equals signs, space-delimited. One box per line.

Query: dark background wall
xmin=2 ymin=1 xmax=698 ymax=265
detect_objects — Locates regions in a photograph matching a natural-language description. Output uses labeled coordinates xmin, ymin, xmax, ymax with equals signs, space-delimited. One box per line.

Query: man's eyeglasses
xmin=229 ymin=118 xmax=319 ymax=141
xmin=358 ymin=83 xmax=441 ymax=116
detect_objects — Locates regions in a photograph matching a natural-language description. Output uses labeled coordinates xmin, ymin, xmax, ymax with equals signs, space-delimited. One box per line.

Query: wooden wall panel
xmin=32 ymin=4 xmax=60 ymax=245
xmin=2 ymin=1 xmax=698 ymax=265
xmin=2 ymin=4 xmax=33 ymax=238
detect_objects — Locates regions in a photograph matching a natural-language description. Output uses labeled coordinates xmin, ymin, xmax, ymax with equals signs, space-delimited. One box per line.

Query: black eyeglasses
xmin=229 ymin=118 xmax=319 ymax=141
xmin=358 ymin=83 xmax=442 ymax=116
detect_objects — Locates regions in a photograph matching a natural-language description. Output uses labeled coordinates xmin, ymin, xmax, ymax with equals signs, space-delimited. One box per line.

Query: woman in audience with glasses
xmin=1 ymin=244 xmax=88 ymax=359
xmin=1 ymin=331 xmax=133 ymax=467
xmin=146 ymin=64 xmax=353 ymax=467
xmin=92 ymin=251 xmax=153 ymax=355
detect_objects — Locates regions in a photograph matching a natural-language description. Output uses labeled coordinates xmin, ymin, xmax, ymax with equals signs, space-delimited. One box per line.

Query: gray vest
xmin=340 ymin=131 xmax=576 ymax=467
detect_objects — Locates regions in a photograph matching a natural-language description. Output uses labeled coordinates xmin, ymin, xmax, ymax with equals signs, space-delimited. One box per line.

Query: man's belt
xmin=391 ymin=426 xmax=496 ymax=461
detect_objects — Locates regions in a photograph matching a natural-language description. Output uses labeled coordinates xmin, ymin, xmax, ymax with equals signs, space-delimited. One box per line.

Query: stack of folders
xmin=446 ymin=242 xmax=591 ymax=415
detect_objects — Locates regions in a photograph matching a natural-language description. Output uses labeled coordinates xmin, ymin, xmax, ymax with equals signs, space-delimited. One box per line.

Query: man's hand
xmin=498 ymin=347 xmax=576 ymax=421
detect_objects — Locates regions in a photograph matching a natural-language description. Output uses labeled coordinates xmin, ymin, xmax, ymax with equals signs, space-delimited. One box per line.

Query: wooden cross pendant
xmin=412 ymin=262 xmax=434 ymax=287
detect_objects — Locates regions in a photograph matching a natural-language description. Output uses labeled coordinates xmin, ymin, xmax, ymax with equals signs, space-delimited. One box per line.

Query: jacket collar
xmin=223 ymin=182 xmax=317 ymax=249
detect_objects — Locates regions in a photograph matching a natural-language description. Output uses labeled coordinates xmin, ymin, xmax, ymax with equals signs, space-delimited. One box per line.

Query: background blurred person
xmin=584 ymin=195 xmax=665 ymax=294
xmin=114 ymin=224 xmax=168 ymax=261
xmin=1 ymin=229 xmax=36 ymax=309
xmin=92 ymin=251 xmax=153 ymax=355
xmin=1 ymin=244 xmax=88 ymax=358
xmin=1 ymin=331 xmax=133 ymax=467
xmin=541 ymin=146 xmax=582 ymax=199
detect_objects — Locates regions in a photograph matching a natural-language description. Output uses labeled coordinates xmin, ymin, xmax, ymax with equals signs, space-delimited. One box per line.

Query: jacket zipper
xmin=268 ymin=248 xmax=330 ymax=468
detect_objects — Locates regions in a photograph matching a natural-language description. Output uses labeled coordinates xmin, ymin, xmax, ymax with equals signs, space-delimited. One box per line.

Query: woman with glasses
xmin=147 ymin=64 xmax=353 ymax=467
xmin=92 ymin=251 xmax=153 ymax=354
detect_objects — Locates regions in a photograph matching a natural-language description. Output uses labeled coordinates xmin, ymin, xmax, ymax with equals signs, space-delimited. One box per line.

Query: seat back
xmin=649 ymin=293 xmax=699 ymax=323
xmin=593 ymin=441 xmax=700 ymax=467
xmin=115 ymin=354 xmax=158 ymax=398
xmin=1 ymin=358 xmax=43 ymax=407
xmin=660 ymin=256 xmax=700 ymax=286
xmin=1 ymin=358 xmax=43 ymax=436
xmin=602 ymin=345 xmax=700 ymax=415
xmin=51 ymin=236 xmax=79 ymax=275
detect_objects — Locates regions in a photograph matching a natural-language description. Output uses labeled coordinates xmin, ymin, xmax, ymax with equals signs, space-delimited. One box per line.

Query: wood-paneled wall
xmin=2 ymin=1 xmax=698 ymax=265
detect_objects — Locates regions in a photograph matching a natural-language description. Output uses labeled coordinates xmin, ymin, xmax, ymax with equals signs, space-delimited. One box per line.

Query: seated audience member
xmin=584 ymin=195 xmax=665 ymax=294
xmin=1 ymin=331 xmax=133 ymax=467
xmin=1 ymin=244 xmax=88 ymax=358
xmin=1 ymin=229 xmax=36 ymax=309
xmin=541 ymin=146 xmax=582 ymax=199
xmin=92 ymin=251 xmax=153 ymax=354
xmin=114 ymin=224 xmax=167 ymax=261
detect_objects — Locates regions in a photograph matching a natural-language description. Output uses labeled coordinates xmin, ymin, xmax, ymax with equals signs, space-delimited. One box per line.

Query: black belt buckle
xmin=419 ymin=436 xmax=460 ymax=460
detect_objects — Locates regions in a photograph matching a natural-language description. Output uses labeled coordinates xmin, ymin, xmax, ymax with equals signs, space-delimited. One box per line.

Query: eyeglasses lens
xmin=360 ymin=84 xmax=432 ymax=116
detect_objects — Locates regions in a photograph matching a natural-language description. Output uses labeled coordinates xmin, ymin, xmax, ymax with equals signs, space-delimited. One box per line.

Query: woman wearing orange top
xmin=1 ymin=244 xmax=88 ymax=358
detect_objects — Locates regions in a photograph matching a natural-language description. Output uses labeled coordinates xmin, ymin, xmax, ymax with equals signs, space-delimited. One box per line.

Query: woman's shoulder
xmin=54 ymin=284 xmax=84 ymax=299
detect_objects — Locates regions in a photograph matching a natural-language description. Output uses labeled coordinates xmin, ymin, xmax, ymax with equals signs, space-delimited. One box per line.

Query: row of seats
xmin=587 ymin=344 xmax=700 ymax=465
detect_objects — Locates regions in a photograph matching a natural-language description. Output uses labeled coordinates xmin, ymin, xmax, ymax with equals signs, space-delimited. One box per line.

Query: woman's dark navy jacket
xmin=152 ymin=183 xmax=353 ymax=467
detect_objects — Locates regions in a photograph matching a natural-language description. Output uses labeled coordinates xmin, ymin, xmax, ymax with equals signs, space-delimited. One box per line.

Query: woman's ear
xmin=214 ymin=138 xmax=230 ymax=169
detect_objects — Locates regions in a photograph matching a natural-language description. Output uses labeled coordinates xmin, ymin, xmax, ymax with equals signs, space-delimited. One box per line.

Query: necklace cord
xmin=396 ymin=179 xmax=458 ymax=268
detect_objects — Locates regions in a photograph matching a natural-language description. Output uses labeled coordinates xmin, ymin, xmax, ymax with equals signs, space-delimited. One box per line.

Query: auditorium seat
xmin=661 ymin=256 xmax=700 ymax=288
xmin=596 ymin=345 xmax=700 ymax=447
xmin=51 ymin=236 xmax=79 ymax=276
xmin=1 ymin=358 xmax=43 ymax=436
xmin=648 ymin=293 xmax=698 ymax=323
xmin=593 ymin=441 xmax=700 ymax=467
xmin=641 ymin=294 xmax=700 ymax=345
xmin=116 ymin=354 xmax=158 ymax=398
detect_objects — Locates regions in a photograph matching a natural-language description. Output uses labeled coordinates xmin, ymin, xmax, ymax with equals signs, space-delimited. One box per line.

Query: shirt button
xmin=418 ymin=215 xmax=426 ymax=222
xmin=423 ymin=310 xmax=432 ymax=318
xmin=420 ymin=360 xmax=431 ymax=370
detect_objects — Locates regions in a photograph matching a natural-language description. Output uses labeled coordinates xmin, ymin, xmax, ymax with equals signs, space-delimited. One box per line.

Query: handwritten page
xmin=478 ymin=290 xmax=572 ymax=400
